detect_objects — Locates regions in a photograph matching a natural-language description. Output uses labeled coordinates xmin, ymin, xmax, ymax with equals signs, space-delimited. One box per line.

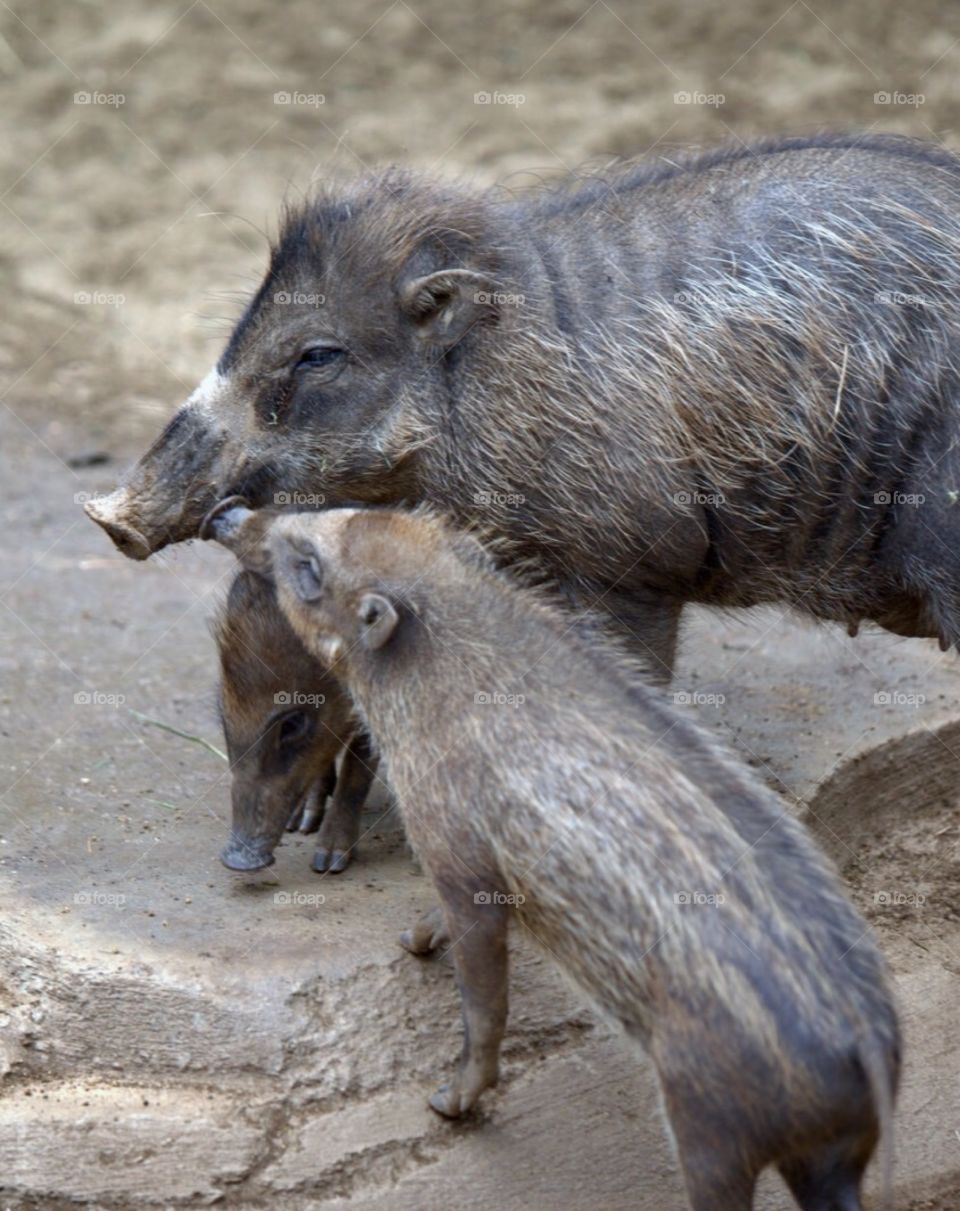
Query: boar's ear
xmin=356 ymin=592 xmax=399 ymax=650
xmin=400 ymin=269 xmax=497 ymax=347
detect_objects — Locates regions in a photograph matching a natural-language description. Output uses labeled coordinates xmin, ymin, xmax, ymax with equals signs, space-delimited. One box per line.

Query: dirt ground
xmin=1 ymin=0 xmax=959 ymax=1207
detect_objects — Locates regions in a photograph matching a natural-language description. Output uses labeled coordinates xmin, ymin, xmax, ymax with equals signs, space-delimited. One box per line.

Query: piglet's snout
xmin=220 ymin=833 xmax=277 ymax=872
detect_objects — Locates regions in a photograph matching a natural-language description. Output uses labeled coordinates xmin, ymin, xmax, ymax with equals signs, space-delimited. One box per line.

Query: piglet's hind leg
xmin=425 ymin=885 xmax=509 ymax=1119
xmin=399 ymin=904 xmax=450 ymax=955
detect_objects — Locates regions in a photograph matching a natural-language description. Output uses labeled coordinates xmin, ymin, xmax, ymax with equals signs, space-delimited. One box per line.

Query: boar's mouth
xmin=84 ymin=486 xmax=219 ymax=560
xmin=84 ymin=461 xmax=280 ymax=560
xmin=224 ymin=463 xmax=279 ymax=511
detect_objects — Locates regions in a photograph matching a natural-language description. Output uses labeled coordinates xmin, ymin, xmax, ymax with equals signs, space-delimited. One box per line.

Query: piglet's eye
xmin=293 ymin=554 xmax=323 ymax=601
xmin=277 ymin=711 xmax=310 ymax=744
xmin=295 ymin=346 xmax=345 ymax=371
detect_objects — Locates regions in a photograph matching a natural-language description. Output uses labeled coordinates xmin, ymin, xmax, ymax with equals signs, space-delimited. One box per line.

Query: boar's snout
xmin=83 ymin=383 xmax=234 ymax=558
xmin=220 ymin=832 xmax=277 ymax=872
xmin=84 ymin=490 xmax=152 ymax=561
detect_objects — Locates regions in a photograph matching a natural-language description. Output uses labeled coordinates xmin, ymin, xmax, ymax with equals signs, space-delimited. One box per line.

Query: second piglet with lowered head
xmin=214 ymin=562 xmax=376 ymax=874
xmin=205 ymin=500 xmax=900 ymax=1211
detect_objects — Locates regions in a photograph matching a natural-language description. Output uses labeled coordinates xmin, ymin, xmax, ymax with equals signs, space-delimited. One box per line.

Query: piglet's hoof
xmin=312 ymin=846 xmax=350 ymax=873
xmin=286 ymin=800 xmax=321 ymax=833
xmin=429 ymin=1083 xmax=466 ymax=1119
xmin=399 ymin=905 xmax=449 ymax=955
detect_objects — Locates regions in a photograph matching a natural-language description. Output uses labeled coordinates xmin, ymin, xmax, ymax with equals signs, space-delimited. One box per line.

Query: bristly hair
xmin=272 ymin=167 xmax=505 ymax=282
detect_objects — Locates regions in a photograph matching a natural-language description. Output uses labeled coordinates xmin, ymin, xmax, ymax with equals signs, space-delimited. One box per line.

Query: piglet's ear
xmin=357 ymin=592 xmax=399 ymax=651
xmin=400 ymin=269 xmax=497 ymax=347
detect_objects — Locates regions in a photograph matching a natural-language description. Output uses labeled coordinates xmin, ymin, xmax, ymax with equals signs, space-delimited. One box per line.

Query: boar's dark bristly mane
xmin=275 ymin=168 xmax=506 ymax=283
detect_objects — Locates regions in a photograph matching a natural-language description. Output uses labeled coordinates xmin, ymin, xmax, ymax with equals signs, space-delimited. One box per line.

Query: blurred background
xmin=3 ymin=0 xmax=959 ymax=455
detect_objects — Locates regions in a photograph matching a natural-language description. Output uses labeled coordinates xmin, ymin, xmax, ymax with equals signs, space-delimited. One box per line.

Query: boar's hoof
xmin=311 ymin=846 xmax=351 ymax=873
xmin=220 ymin=842 xmax=276 ymax=872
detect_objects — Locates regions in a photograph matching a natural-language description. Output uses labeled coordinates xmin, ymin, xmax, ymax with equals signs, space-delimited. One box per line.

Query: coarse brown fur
xmin=209 ymin=503 xmax=901 ymax=1211
xmin=88 ymin=133 xmax=960 ymax=681
xmin=214 ymin=566 xmax=376 ymax=873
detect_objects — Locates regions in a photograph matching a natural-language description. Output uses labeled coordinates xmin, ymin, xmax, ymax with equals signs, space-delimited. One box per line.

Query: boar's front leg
xmin=568 ymin=585 xmax=682 ymax=687
xmin=602 ymin=588 xmax=683 ymax=686
xmin=409 ymin=880 xmax=509 ymax=1119
xmin=312 ymin=732 xmax=376 ymax=873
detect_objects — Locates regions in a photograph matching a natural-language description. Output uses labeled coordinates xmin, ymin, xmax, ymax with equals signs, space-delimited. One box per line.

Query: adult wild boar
xmin=87 ymin=134 xmax=960 ymax=680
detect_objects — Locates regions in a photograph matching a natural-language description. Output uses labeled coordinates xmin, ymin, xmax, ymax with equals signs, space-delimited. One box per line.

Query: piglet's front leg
xmin=403 ymin=881 xmax=509 ymax=1118
xmin=287 ymin=766 xmax=336 ymax=833
xmin=313 ymin=733 xmax=376 ymax=873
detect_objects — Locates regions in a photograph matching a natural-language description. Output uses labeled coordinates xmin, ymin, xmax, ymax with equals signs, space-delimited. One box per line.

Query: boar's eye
xmin=276 ymin=710 xmax=311 ymax=746
xmin=294 ymin=346 xmax=346 ymax=375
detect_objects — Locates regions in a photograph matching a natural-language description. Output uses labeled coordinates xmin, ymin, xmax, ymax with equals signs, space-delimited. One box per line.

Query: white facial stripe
xmin=319 ymin=636 xmax=344 ymax=665
xmin=186 ymin=366 xmax=226 ymax=416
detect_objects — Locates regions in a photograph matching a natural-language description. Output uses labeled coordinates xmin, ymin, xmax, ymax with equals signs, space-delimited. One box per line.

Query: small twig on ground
xmin=129 ymin=709 xmax=228 ymax=763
